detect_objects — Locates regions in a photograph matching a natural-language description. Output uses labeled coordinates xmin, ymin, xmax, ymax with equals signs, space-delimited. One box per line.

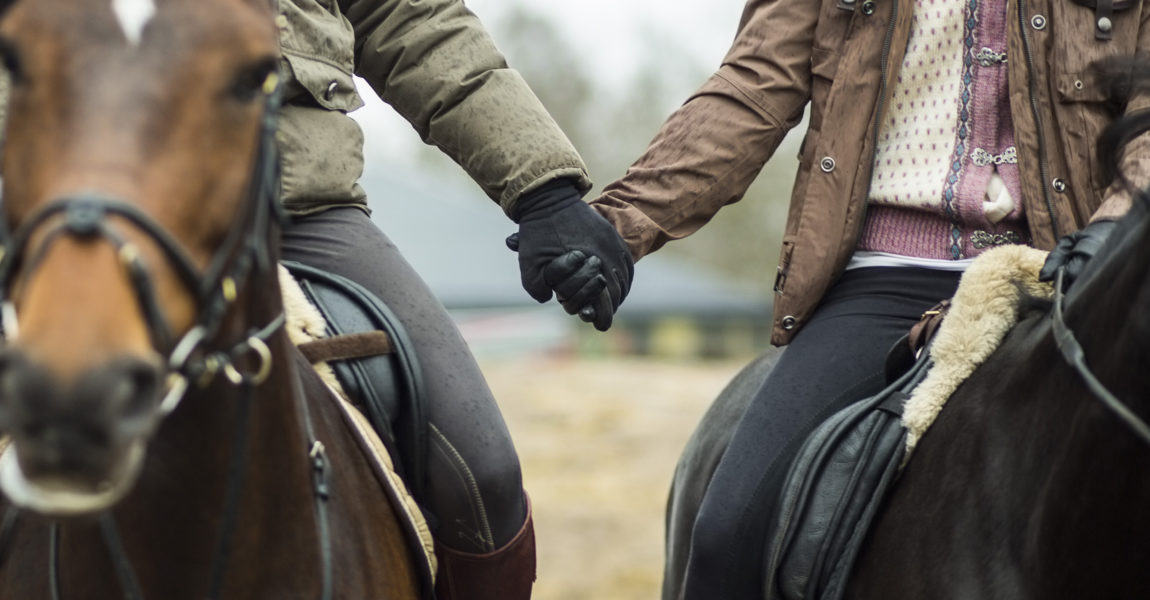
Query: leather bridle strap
xmin=203 ymin=381 xmax=256 ymax=600
xmin=0 ymin=197 xmax=207 ymax=351
xmin=291 ymin=367 xmax=335 ymax=600
xmin=1050 ymin=268 xmax=1150 ymax=445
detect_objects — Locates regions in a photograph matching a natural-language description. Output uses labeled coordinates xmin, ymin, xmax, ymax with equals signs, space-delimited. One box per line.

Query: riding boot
xmin=433 ymin=500 xmax=536 ymax=600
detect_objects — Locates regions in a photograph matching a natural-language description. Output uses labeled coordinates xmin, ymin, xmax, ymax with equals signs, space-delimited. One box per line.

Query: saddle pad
xmin=280 ymin=265 xmax=438 ymax=580
xmin=902 ymin=245 xmax=1052 ymax=452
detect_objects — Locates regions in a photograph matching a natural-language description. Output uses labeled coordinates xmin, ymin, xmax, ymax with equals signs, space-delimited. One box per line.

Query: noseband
xmin=1051 ymin=268 xmax=1150 ymax=446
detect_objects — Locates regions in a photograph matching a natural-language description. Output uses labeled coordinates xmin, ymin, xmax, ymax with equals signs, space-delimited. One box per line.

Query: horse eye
xmin=0 ymin=38 xmax=25 ymax=85
xmin=228 ymin=59 xmax=277 ymax=103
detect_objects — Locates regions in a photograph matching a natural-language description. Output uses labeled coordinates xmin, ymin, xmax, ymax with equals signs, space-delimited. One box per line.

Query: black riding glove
xmin=1038 ymin=220 xmax=1118 ymax=289
xmin=507 ymin=179 xmax=634 ymax=331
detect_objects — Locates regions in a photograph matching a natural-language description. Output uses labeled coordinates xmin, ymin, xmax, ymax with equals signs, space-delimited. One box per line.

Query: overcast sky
xmin=351 ymin=0 xmax=748 ymax=167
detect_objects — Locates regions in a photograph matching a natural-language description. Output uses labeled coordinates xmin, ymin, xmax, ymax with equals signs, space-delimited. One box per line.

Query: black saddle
xmin=281 ymin=260 xmax=430 ymax=502
xmin=762 ymin=340 xmax=933 ymax=600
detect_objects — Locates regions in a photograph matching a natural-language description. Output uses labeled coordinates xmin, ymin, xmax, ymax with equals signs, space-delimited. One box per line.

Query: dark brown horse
xmin=844 ymin=130 xmax=1150 ymax=597
xmin=0 ymin=0 xmax=423 ymax=597
xmin=665 ymin=69 xmax=1150 ymax=600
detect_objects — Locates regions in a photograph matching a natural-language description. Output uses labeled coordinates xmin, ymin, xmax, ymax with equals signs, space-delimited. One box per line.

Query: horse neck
xmin=94 ymin=271 xmax=328 ymax=596
xmin=1060 ymin=202 xmax=1150 ymax=404
xmin=1020 ymin=205 xmax=1150 ymax=593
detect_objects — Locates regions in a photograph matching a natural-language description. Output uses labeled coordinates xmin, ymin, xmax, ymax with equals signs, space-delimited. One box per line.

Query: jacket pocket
xmin=281 ymin=52 xmax=364 ymax=113
xmin=277 ymin=0 xmax=363 ymax=112
xmin=1053 ymin=63 xmax=1120 ymax=205
xmin=1051 ymin=0 xmax=1139 ymax=72
xmin=1049 ymin=0 xmax=1138 ymax=206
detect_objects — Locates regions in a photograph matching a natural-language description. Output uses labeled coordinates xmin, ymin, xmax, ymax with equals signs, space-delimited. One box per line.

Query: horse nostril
xmin=111 ymin=359 xmax=164 ymax=427
xmin=69 ymin=357 xmax=164 ymax=439
xmin=0 ymin=350 xmax=47 ymax=433
xmin=125 ymin=360 xmax=162 ymax=404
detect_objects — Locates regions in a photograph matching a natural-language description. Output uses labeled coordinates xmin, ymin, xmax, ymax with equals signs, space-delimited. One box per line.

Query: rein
xmin=1051 ymin=267 xmax=1150 ymax=445
xmin=0 ymin=74 xmax=335 ymax=598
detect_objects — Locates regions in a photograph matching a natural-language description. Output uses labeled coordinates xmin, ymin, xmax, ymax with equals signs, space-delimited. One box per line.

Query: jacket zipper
xmin=1018 ymin=0 xmax=1063 ymax=240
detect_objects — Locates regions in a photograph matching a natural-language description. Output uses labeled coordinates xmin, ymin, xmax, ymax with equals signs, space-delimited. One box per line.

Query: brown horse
xmin=0 ymin=0 xmax=423 ymax=597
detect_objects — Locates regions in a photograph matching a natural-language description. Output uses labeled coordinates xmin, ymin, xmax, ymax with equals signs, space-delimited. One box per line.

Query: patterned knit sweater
xmin=861 ymin=0 xmax=1028 ymax=261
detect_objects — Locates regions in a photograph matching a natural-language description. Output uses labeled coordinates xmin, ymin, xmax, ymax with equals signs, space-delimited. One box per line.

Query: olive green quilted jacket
xmin=277 ymin=0 xmax=589 ymax=215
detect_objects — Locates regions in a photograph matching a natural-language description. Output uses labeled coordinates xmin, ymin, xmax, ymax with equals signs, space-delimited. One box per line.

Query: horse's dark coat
xmin=663 ymin=346 xmax=783 ymax=600
xmin=846 ymin=203 xmax=1150 ymax=599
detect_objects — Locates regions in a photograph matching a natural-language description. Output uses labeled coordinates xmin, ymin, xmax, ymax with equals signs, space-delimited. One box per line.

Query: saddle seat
xmin=764 ymin=245 xmax=1053 ymax=600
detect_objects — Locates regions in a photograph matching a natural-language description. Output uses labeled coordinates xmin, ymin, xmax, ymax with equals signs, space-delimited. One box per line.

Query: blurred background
xmin=350 ymin=1 xmax=806 ymax=597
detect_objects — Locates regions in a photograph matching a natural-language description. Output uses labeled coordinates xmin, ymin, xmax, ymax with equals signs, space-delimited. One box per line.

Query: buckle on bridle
xmin=223 ymin=335 xmax=273 ymax=386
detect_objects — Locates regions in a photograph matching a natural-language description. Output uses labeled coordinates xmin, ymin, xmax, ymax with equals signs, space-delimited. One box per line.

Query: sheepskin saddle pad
xmin=902 ymin=245 xmax=1053 ymax=453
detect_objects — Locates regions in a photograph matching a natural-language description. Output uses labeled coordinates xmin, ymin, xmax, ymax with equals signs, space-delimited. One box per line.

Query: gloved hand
xmin=1038 ymin=220 xmax=1118 ymax=289
xmin=507 ymin=179 xmax=634 ymax=331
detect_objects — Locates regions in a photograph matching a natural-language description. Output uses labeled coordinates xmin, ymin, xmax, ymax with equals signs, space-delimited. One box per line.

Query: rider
xmin=508 ymin=0 xmax=1150 ymax=597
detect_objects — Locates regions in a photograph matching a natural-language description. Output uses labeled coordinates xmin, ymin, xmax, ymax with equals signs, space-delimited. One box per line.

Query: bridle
xmin=0 ymin=72 xmax=335 ymax=600
xmin=0 ymin=78 xmax=285 ymax=405
xmin=1051 ymin=267 xmax=1150 ymax=446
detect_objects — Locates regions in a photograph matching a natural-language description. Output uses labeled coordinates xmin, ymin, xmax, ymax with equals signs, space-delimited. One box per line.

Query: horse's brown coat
xmin=0 ymin=0 xmax=424 ymax=597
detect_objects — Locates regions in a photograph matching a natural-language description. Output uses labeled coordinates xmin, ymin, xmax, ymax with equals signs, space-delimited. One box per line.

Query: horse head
xmin=0 ymin=0 xmax=281 ymax=516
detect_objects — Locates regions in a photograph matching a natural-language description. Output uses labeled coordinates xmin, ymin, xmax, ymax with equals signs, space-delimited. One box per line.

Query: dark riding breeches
xmin=682 ymin=266 xmax=962 ymax=600
xmin=281 ymin=207 xmax=527 ymax=554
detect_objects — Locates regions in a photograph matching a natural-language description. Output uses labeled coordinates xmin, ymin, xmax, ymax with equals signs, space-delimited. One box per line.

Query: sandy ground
xmin=479 ymin=355 xmax=748 ymax=600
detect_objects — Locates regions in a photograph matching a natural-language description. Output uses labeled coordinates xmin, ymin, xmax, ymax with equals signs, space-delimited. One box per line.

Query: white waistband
xmin=846 ymin=251 xmax=974 ymax=272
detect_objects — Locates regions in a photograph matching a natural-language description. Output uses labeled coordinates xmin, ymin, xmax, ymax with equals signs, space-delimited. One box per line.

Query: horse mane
xmin=1094 ymin=55 xmax=1150 ymax=211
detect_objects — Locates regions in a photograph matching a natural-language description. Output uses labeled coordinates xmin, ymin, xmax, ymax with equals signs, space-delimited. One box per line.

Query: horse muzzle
xmin=0 ymin=350 xmax=163 ymax=516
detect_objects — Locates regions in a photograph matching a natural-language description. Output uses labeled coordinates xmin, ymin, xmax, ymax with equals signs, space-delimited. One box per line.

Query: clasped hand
xmin=507 ymin=180 xmax=634 ymax=331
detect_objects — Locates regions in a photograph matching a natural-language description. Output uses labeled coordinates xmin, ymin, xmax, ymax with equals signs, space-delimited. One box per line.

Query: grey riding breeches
xmin=280 ymin=206 xmax=527 ymax=553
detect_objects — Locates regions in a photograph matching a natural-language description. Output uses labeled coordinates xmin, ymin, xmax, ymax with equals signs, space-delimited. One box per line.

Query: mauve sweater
xmin=861 ymin=0 xmax=1029 ymax=260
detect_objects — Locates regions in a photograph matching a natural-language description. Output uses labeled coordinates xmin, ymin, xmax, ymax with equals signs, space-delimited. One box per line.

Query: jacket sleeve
xmin=1093 ymin=6 xmax=1150 ymax=222
xmin=339 ymin=0 xmax=590 ymax=214
xmin=589 ymin=0 xmax=818 ymax=261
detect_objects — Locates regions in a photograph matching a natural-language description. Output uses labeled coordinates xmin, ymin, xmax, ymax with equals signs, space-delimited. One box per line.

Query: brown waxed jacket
xmin=590 ymin=0 xmax=1150 ymax=345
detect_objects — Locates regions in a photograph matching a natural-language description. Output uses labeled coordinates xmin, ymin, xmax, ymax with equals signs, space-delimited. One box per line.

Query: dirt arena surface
xmin=480 ymin=355 xmax=749 ymax=600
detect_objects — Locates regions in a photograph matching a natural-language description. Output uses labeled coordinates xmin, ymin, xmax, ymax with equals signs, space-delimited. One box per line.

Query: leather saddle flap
xmin=763 ymin=352 xmax=932 ymax=600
